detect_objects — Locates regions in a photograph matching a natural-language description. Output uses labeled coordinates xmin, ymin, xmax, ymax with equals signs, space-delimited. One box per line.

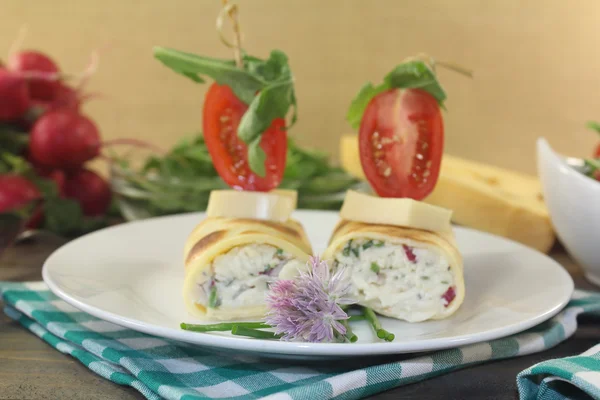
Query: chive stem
xmin=231 ymin=326 xmax=282 ymax=340
xmin=363 ymin=307 xmax=394 ymax=342
xmin=180 ymin=322 xmax=269 ymax=332
xmin=341 ymin=320 xmax=358 ymax=343
xmin=348 ymin=315 xmax=366 ymax=322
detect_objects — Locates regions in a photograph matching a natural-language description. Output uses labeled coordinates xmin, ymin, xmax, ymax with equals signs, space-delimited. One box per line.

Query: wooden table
xmin=0 ymin=237 xmax=596 ymax=400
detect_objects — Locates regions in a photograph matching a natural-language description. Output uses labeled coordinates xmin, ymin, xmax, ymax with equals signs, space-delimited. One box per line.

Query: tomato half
xmin=202 ymin=83 xmax=287 ymax=191
xmin=358 ymin=88 xmax=444 ymax=200
xmin=594 ymin=143 xmax=600 ymax=159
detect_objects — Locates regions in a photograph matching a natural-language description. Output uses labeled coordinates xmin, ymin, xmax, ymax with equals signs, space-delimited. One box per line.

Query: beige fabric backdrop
xmin=2 ymin=0 xmax=599 ymax=175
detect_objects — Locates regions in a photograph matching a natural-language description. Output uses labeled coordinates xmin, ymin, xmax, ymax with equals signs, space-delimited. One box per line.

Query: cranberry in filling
xmin=442 ymin=286 xmax=456 ymax=307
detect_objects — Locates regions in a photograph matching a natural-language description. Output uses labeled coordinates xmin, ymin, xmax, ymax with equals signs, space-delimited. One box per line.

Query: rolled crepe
xmin=322 ymin=220 xmax=464 ymax=322
xmin=183 ymin=217 xmax=312 ymax=321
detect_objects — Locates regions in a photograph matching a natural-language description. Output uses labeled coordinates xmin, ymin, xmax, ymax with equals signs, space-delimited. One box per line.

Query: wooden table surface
xmin=0 ymin=236 xmax=596 ymax=400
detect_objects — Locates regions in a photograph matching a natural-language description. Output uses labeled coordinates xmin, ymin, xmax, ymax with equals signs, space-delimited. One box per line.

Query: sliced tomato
xmin=202 ymin=83 xmax=287 ymax=191
xmin=594 ymin=143 xmax=600 ymax=159
xmin=358 ymin=88 xmax=444 ymax=200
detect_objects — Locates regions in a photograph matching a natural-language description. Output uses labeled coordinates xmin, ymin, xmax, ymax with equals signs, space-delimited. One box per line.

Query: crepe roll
xmin=183 ymin=216 xmax=312 ymax=321
xmin=323 ymin=219 xmax=464 ymax=322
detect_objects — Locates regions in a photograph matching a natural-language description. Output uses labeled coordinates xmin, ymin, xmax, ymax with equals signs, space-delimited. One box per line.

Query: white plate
xmin=42 ymin=211 xmax=574 ymax=359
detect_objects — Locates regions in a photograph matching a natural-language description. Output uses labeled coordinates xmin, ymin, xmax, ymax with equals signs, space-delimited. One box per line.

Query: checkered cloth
xmin=1 ymin=282 xmax=600 ymax=400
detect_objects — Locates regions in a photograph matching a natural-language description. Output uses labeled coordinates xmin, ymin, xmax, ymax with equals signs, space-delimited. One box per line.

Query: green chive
xmin=421 ymin=276 xmax=429 ymax=280
xmin=208 ymin=286 xmax=218 ymax=308
xmin=370 ymin=262 xmax=380 ymax=274
xmin=180 ymin=322 xmax=269 ymax=332
xmin=351 ymin=246 xmax=360 ymax=257
xmin=231 ymin=326 xmax=282 ymax=340
xmin=341 ymin=320 xmax=358 ymax=343
xmin=363 ymin=307 xmax=394 ymax=342
xmin=362 ymin=240 xmax=374 ymax=250
xmin=374 ymin=240 xmax=384 ymax=247
xmin=348 ymin=315 xmax=366 ymax=322
xmin=276 ymin=248 xmax=284 ymax=256
xmin=441 ymin=280 xmax=449 ymax=284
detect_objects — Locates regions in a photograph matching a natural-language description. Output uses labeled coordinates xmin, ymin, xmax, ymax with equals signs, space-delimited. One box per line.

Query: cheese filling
xmin=333 ymin=238 xmax=456 ymax=322
xmin=195 ymin=244 xmax=305 ymax=310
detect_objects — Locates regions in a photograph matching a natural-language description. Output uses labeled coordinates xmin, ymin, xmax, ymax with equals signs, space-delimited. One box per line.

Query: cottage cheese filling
xmin=196 ymin=244 xmax=304 ymax=309
xmin=333 ymin=238 xmax=456 ymax=322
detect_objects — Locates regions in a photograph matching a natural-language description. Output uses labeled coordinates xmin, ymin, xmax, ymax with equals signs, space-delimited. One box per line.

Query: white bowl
xmin=537 ymin=138 xmax=600 ymax=285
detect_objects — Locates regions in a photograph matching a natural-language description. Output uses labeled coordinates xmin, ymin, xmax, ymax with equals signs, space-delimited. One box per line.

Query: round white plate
xmin=42 ymin=211 xmax=574 ymax=359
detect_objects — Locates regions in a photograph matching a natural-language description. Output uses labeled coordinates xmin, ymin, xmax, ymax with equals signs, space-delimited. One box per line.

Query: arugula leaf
xmin=585 ymin=158 xmax=600 ymax=171
xmin=346 ymin=82 xmax=389 ymax=130
xmin=0 ymin=125 xmax=29 ymax=154
xmin=0 ymin=152 xmax=30 ymax=174
xmin=244 ymin=50 xmax=290 ymax=82
xmin=154 ymin=47 xmax=297 ymax=176
xmin=587 ymin=121 xmax=600 ymax=136
xmin=43 ymin=197 xmax=84 ymax=235
xmin=153 ymin=46 xmax=265 ymax=104
xmin=346 ymin=59 xmax=446 ymax=130
xmin=384 ymin=61 xmax=446 ymax=105
xmin=247 ymin=137 xmax=266 ymax=177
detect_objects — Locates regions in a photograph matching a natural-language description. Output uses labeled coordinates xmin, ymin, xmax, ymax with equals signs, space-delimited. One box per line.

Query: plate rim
xmin=42 ymin=211 xmax=575 ymax=357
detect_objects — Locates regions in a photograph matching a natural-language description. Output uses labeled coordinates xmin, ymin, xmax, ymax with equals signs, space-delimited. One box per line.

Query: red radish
xmin=8 ymin=50 xmax=60 ymax=101
xmin=49 ymin=83 xmax=80 ymax=111
xmin=32 ymin=83 xmax=81 ymax=114
xmin=0 ymin=68 xmax=30 ymax=121
xmin=0 ymin=174 xmax=42 ymax=228
xmin=28 ymin=110 xmax=100 ymax=169
xmin=64 ymin=169 xmax=111 ymax=216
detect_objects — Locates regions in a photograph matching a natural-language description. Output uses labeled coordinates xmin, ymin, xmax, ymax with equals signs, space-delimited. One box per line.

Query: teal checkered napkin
xmin=1 ymin=282 xmax=600 ymax=400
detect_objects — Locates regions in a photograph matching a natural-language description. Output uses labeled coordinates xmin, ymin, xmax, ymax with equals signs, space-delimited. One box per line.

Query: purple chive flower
xmin=265 ymin=256 xmax=356 ymax=343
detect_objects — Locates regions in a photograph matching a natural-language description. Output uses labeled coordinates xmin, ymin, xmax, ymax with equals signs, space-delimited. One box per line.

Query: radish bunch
xmin=0 ymin=48 xmax=112 ymax=233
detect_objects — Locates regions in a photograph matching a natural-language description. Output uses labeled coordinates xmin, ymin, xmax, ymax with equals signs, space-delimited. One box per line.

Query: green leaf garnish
xmin=153 ymin=47 xmax=263 ymax=104
xmin=0 ymin=125 xmax=29 ymax=154
xmin=346 ymin=83 xmax=390 ymax=130
xmin=586 ymin=121 xmax=600 ymax=135
xmin=153 ymin=47 xmax=297 ymax=177
xmin=346 ymin=59 xmax=446 ymax=130
xmin=384 ymin=61 xmax=446 ymax=105
xmin=247 ymin=137 xmax=267 ymax=177
xmin=238 ymin=80 xmax=292 ymax=144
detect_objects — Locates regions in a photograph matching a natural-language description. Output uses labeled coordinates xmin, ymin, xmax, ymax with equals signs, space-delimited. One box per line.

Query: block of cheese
xmin=340 ymin=134 xmax=556 ymax=253
xmin=341 ymin=190 xmax=453 ymax=233
xmin=206 ymin=189 xmax=297 ymax=222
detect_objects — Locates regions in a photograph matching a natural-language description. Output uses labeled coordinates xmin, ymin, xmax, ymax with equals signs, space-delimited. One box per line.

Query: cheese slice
xmin=340 ymin=134 xmax=556 ymax=253
xmin=340 ymin=190 xmax=453 ymax=233
xmin=206 ymin=189 xmax=298 ymax=222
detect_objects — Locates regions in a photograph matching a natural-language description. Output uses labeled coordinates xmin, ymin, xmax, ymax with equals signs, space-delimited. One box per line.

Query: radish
xmin=64 ymin=169 xmax=111 ymax=216
xmin=0 ymin=69 xmax=30 ymax=121
xmin=32 ymin=83 xmax=81 ymax=114
xmin=28 ymin=109 xmax=100 ymax=169
xmin=8 ymin=50 xmax=60 ymax=101
xmin=0 ymin=174 xmax=42 ymax=228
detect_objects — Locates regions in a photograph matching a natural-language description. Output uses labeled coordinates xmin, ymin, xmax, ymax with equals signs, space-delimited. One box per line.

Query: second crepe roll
xmin=322 ymin=191 xmax=465 ymax=323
